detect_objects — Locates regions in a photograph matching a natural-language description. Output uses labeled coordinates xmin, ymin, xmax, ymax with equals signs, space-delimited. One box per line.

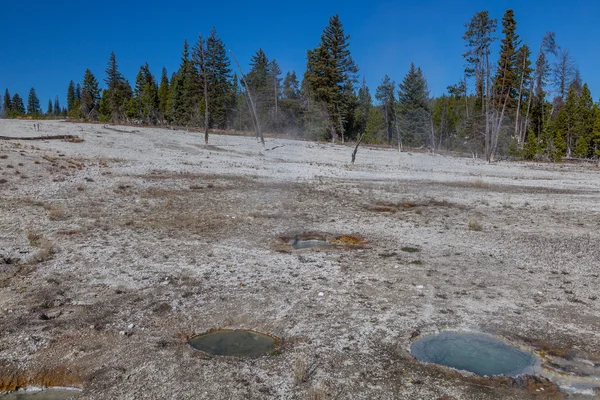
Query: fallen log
xmin=103 ymin=125 xmax=139 ymax=133
xmin=0 ymin=135 xmax=79 ymax=141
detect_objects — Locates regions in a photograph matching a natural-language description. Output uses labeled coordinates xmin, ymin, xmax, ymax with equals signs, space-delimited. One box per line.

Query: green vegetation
xmin=3 ymin=10 xmax=600 ymax=161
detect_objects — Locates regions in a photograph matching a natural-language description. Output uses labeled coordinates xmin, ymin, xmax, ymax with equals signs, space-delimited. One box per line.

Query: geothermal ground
xmin=0 ymin=119 xmax=599 ymax=399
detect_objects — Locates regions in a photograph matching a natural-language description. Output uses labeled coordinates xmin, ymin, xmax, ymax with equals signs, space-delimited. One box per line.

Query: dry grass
xmin=293 ymin=352 xmax=310 ymax=385
xmin=468 ymin=216 xmax=483 ymax=231
xmin=27 ymin=231 xmax=56 ymax=263
xmin=47 ymin=205 xmax=68 ymax=221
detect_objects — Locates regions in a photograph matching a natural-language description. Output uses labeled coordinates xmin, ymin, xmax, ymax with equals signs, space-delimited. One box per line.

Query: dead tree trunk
xmin=351 ymin=132 xmax=365 ymax=164
xmin=229 ymin=50 xmax=264 ymax=147
xmin=514 ymin=50 xmax=527 ymax=144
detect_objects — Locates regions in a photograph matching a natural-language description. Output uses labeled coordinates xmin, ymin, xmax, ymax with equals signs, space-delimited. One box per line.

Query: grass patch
xmin=468 ymin=216 xmax=483 ymax=231
xmin=47 ymin=205 xmax=68 ymax=221
xmin=27 ymin=231 xmax=56 ymax=263
xmin=401 ymin=246 xmax=421 ymax=253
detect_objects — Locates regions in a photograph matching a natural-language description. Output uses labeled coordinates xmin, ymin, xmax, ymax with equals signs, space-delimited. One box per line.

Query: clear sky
xmin=1 ymin=0 xmax=599 ymax=109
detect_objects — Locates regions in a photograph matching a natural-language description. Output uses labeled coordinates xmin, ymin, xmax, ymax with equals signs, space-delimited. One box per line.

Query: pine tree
xmin=463 ymin=11 xmax=497 ymax=112
xmin=47 ymin=99 xmax=53 ymax=115
xmin=53 ymin=96 xmax=61 ymax=116
xmin=134 ymin=63 xmax=159 ymax=124
xmin=573 ymin=83 xmax=593 ymax=157
xmin=27 ymin=88 xmax=41 ymax=115
xmin=67 ymin=81 xmax=75 ymax=112
xmin=282 ymin=71 xmax=300 ymax=99
xmin=81 ymin=69 xmax=101 ymax=119
xmin=3 ymin=89 xmax=12 ymax=113
xmin=171 ymin=40 xmax=198 ymax=126
xmin=513 ymin=44 xmax=533 ymax=142
xmin=192 ymin=33 xmax=209 ymax=137
xmin=375 ymin=75 xmax=396 ymax=144
xmin=591 ymin=105 xmax=600 ymax=158
xmin=365 ymin=106 xmax=386 ymax=143
xmin=355 ymin=77 xmax=372 ymax=135
xmin=523 ymin=128 xmax=539 ymax=160
xmin=493 ymin=9 xmax=520 ymax=109
xmin=12 ymin=93 xmax=25 ymax=115
xmin=103 ymin=51 xmax=132 ymax=122
xmin=246 ymin=49 xmax=270 ymax=120
xmin=397 ymin=63 xmax=431 ymax=146
xmin=206 ymin=28 xmax=232 ymax=129
xmin=157 ymin=67 xmax=170 ymax=123
xmin=304 ymin=14 xmax=358 ymax=142
xmin=269 ymin=59 xmax=282 ymax=123
xmin=75 ymin=84 xmax=82 ymax=102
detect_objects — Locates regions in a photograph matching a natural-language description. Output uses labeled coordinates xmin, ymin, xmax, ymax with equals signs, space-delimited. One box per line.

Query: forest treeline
xmin=2 ymin=11 xmax=600 ymax=161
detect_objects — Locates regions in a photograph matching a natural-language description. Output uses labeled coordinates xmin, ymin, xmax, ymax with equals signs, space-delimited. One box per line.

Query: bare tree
xmin=523 ymin=32 xmax=557 ymax=145
xmin=229 ymin=50 xmax=265 ymax=147
xmin=552 ymin=48 xmax=576 ymax=101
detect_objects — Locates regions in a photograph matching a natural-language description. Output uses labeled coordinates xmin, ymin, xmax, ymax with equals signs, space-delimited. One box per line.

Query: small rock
xmin=119 ymin=330 xmax=126 ymax=336
xmin=127 ymin=323 xmax=135 ymax=329
xmin=416 ymin=285 xmax=424 ymax=289
xmin=318 ymin=292 xmax=324 ymax=297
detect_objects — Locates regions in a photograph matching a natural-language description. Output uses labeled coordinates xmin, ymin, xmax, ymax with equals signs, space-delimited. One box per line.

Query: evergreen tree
xmin=375 ymin=75 xmax=396 ymax=144
xmin=463 ymin=11 xmax=497 ymax=111
xmin=355 ymin=77 xmax=372 ymax=135
xmin=27 ymin=88 xmax=41 ymax=115
xmin=397 ymin=63 xmax=431 ymax=147
xmin=523 ymin=128 xmax=539 ymax=160
xmin=282 ymin=71 xmax=300 ymax=99
xmin=573 ymin=83 xmax=593 ymax=157
xmin=591 ymin=105 xmax=600 ymax=158
xmin=365 ymin=106 xmax=386 ymax=143
xmin=513 ymin=44 xmax=533 ymax=142
xmin=133 ymin=63 xmax=159 ymax=124
xmin=47 ymin=99 xmax=53 ymax=115
xmin=53 ymin=96 xmax=61 ymax=116
xmin=206 ymin=28 xmax=232 ymax=129
xmin=246 ymin=48 xmax=271 ymax=122
xmin=103 ymin=51 xmax=132 ymax=122
xmin=193 ymin=33 xmax=209 ymax=134
xmin=12 ymin=93 xmax=25 ymax=114
xmin=81 ymin=69 xmax=101 ymax=119
xmin=3 ymin=89 xmax=12 ymax=113
xmin=269 ymin=59 xmax=282 ymax=122
xmin=75 ymin=84 xmax=82 ymax=102
xmin=67 ymin=81 xmax=76 ymax=112
xmin=171 ymin=40 xmax=198 ymax=126
xmin=493 ymin=9 xmax=520 ymax=108
xmin=157 ymin=67 xmax=170 ymax=123
xmin=278 ymin=71 xmax=303 ymax=134
xmin=304 ymin=14 xmax=358 ymax=142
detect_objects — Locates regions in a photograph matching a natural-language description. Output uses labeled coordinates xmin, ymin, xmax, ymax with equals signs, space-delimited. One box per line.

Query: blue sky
xmin=1 ymin=0 xmax=599 ymax=109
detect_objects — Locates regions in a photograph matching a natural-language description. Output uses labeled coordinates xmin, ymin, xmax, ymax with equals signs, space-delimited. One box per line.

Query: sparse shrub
xmin=27 ymin=231 xmax=56 ymax=263
xmin=28 ymin=231 xmax=42 ymax=246
xmin=471 ymin=179 xmax=489 ymax=188
xmin=401 ymin=246 xmax=421 ymax=253
xmin=468 ymin=216 xmax=483 ymax=231
xmin=47 ymin=205 xmax=68 ymax=221
xmin=293 ymin=353 xmax=310 ymax=385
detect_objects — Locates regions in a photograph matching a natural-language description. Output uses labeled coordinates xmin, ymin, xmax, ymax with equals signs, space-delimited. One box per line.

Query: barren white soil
xmin=1 ymin=119 xmax=600 ymax=399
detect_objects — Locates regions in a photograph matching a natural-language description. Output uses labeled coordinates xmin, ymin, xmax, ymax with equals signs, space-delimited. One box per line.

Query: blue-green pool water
xmin=188 ymin=330 xmax=277 ymax=357
xmin=411 ymin=332 xmax=536 ymax=377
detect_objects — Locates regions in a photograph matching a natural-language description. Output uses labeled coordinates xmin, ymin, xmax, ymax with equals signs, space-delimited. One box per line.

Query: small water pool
xmin=290 ymin=238 xmax=329 ymax=250
xmin=188 ymin=329 xmax=277 ymax=357
xmin=411 ymin=331 xmax=536 ymax=377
